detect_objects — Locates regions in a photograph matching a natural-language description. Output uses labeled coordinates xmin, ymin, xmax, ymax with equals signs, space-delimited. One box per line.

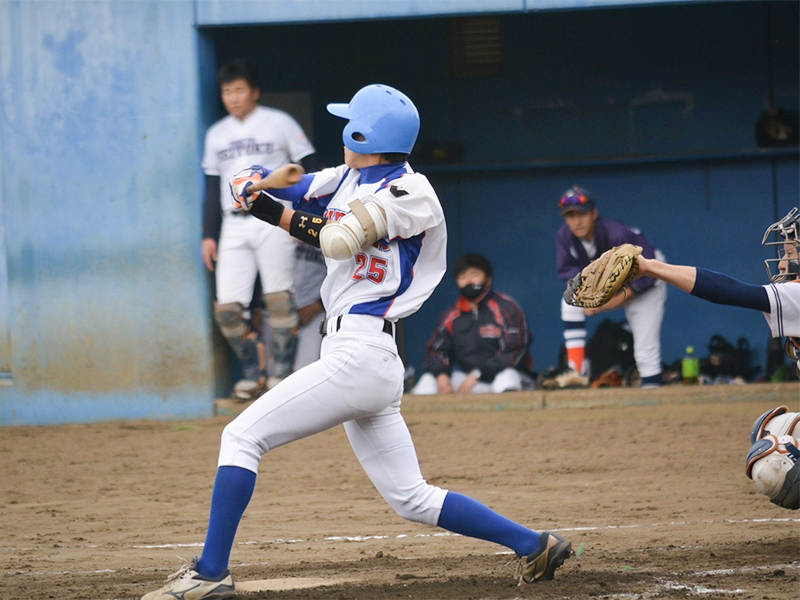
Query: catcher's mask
xmin=762 ymin=207 xmax=800 ymax=283
xmin=327 ymin=84 xmax=420 ymax=155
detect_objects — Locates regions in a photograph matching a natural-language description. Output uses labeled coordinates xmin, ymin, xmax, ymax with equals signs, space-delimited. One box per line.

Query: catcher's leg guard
xmin=264 ymin=291 xmax=299 ymax=380
xmin=771 ymin=461 xmax=799 ymax=510
xmin=746 ymin=433 xmax=800 ymax=510
xmin=214 ymin=302 xmax=263 ymax=382
xmin=750 ymin=405 xmax=790 ymax=444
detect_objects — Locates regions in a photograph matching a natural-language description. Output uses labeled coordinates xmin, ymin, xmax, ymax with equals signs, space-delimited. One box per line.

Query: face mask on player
xmin=460 ymin=283 xmax=486 ymax=300
xmin=762 ymin=208 xmax=800 ymax=283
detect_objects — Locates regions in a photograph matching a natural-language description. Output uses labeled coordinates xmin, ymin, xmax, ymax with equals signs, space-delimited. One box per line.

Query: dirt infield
xmin=1 ymin=383 xmax=798 ymax=600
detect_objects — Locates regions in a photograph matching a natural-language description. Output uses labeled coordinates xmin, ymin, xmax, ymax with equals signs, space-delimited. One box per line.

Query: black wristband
xmin=289 ymin=210 xmax=327 ymax=248
xmin=249 ymin=193 xmax=285 ymax=226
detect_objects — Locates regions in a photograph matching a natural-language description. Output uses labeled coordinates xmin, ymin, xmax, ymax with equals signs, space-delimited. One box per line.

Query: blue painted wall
xmin=0 ymin=0 xmax=214 ymax=424
xmin=205 ymin=1 xmax=799 ymax=378
xmin=0 ymin=0 xmax=796 ymax=425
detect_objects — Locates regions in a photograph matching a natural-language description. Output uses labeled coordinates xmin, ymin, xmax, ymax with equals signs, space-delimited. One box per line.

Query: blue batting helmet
xmin=327 ymin=84 xmax=420 ymax=155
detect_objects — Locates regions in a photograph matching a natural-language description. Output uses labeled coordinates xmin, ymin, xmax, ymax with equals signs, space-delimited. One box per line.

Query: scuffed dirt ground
xmin=1 ymin=384 xmax=798 ymax=599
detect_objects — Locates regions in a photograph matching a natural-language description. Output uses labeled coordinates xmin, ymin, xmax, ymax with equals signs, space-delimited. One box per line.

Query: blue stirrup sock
xmin=436 ymin=491 xmax=541 ymax=557
xmin=196 ymin=466 xmax=257 ymax=579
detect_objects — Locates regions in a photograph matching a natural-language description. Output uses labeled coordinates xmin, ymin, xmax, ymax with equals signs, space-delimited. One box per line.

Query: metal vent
xmin=451 ymin=17 xmax=502 ymax=79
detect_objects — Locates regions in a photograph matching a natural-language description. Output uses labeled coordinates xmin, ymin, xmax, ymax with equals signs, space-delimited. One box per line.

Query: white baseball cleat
xmin=141 ymin=557 xmax=235 ymax=600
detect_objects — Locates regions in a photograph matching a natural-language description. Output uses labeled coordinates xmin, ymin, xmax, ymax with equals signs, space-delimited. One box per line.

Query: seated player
xmin=412 ymin=253 xmax=534 ymax=395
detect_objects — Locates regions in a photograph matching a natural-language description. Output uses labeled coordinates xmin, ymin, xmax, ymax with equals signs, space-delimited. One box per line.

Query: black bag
xmin=586 ymin=319 xmax=635 ymax=382
xmin=700 ymin=335 xmax=752 ymax=379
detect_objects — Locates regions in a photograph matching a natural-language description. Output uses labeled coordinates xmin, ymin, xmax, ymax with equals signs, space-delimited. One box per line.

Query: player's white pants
xmin=219 ymin=314 xmax=448 ymax=526
xmin=560 ymin=250 xmax=667 ymax=379
xmin=215 ymin=214 xmax=295 ymax=304
xmin=293 ymin=317 xmax=323 ymax=371
xmin=412 ymin=368 xmax=523 ymax=395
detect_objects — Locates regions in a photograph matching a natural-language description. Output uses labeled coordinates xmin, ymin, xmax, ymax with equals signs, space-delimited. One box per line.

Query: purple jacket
xmin=556 ymin=216 xmax=658 ymax=293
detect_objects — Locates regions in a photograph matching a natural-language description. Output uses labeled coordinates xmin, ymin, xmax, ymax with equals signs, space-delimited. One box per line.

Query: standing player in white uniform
xmin=142 ymin=84 xmax=572 ymax=600
xmin=634 ymin=208 xmax=800 ymax=510
xmin=201 ymin=59 xmax=321 ymax=399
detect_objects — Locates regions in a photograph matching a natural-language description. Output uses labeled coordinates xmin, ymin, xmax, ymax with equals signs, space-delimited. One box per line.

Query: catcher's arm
xmin=636 ymin=256 xmax=697 ymax=293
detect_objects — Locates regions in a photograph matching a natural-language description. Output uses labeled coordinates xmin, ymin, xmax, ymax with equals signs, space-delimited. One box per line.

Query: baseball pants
xmin=561 ymin=273 xmax=666 ymax=379
xmin=215 ymin=214 xmax=295 ymax=304
xmin=412 ymin=368 xmax=524 ymax=394
xmin=218 ymin=314 xmax=448 ymax=526
xmin=293 ymin=317 xmax=323 ymax=371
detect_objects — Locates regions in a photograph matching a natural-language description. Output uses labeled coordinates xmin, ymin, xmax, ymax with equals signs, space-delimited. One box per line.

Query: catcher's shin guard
xmin=770 ymin=461 xmax=799 ymax=510
xmin=215 ymin=302 xmax=263 ymax=382
xmin=264 ymin=291 xmax=299 ymax=380
xmin=516 ymin=531 xmax=572 ymax=584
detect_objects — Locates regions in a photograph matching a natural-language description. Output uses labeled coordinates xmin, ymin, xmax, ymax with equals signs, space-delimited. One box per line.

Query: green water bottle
xmin=682 ymin=346 xmax=699 ymax=385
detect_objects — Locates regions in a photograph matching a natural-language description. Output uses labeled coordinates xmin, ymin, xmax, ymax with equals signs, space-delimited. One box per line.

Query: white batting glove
xmin=229 ymin=165 xmax=268 ymax=211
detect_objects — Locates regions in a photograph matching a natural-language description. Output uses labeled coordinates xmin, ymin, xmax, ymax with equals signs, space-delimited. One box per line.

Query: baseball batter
xmin=142 ymin=84 xmax=571 ymax=600
xmin=202 ymin=59 xmax=320 ymax=399
xmin=556 ymin=186 xmax=666 ymax=387
xmin=634 ymin=208 xmax=800 ymax=509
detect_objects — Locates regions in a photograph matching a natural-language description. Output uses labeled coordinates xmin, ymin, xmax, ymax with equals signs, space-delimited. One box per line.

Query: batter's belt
xmin=320 ymin=314 xmax=396 ymax=339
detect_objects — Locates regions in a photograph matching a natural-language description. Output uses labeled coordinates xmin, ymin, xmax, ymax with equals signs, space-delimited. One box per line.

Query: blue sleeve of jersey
xmin=691 ymin=268 xmax=770 ymax=312
xmin=260 ymin=173 xmax=314 ymax=206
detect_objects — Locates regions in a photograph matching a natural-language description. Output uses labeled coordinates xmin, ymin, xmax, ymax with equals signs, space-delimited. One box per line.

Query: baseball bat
xmin=248 ymin=164 xmax=305 ymax=192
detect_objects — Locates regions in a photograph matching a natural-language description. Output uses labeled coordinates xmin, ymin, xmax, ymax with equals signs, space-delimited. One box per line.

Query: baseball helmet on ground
xmin=327 ymin=84 xmax=420 ymax=155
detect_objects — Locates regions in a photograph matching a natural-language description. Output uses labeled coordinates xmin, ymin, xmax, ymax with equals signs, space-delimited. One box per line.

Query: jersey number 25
xmin=353 ymin=254 xmax=388 ymax=284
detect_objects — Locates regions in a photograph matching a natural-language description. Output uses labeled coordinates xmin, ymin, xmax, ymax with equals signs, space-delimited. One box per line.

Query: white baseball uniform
xmin=203 ymin=105 xmax=316 ymax=303
xmin=763 ymin=281 xmax=800 ymax=338
xmin=218 ymin=161 xmax=451 ymax=525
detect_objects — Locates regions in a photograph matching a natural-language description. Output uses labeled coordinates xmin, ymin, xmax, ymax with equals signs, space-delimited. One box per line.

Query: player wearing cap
xmin=555 ymin=186 xmax=666 ymax=388
xmin=141 ymin=84 xmax=571 ymax=600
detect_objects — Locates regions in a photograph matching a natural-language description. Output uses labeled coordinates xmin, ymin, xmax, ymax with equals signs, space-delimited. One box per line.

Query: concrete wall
xmin=0 ymin=0 xmax=213 ymax=424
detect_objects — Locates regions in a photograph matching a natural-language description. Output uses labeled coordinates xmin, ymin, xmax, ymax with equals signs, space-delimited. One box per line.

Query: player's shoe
xmin=266 ymin=375 xmax=284 ymax=390
xmin=515 ymin=531 xmax=572 ymax=585
xmin=233 ymin=377 xmax=267 ymax=401
xmin=141 ymin=557 xmax=234 ymax=600
xmin=554 ymin=370 xmax=589 ymax=389
xmin=540 ymin=370 xmax=589 ymax=390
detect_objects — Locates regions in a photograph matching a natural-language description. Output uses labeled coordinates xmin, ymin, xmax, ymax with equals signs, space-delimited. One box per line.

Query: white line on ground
xmin=2 ymin=517 xmax=796 ymax=554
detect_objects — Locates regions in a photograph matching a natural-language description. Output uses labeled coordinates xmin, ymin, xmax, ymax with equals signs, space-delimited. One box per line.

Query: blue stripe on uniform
xmin=350 ymin=233 xmax=425 ymax=317
xmin=293 ymin=169 xmax=351 ymax=216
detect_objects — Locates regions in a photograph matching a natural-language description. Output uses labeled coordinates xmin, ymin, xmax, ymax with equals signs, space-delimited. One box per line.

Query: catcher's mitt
xmin=563 ymin=244 xmax=643 ymax=308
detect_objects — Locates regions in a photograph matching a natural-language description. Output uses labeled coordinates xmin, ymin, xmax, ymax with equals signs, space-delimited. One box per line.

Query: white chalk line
xmin=2 ymin=516 xmax=797 ymax=554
